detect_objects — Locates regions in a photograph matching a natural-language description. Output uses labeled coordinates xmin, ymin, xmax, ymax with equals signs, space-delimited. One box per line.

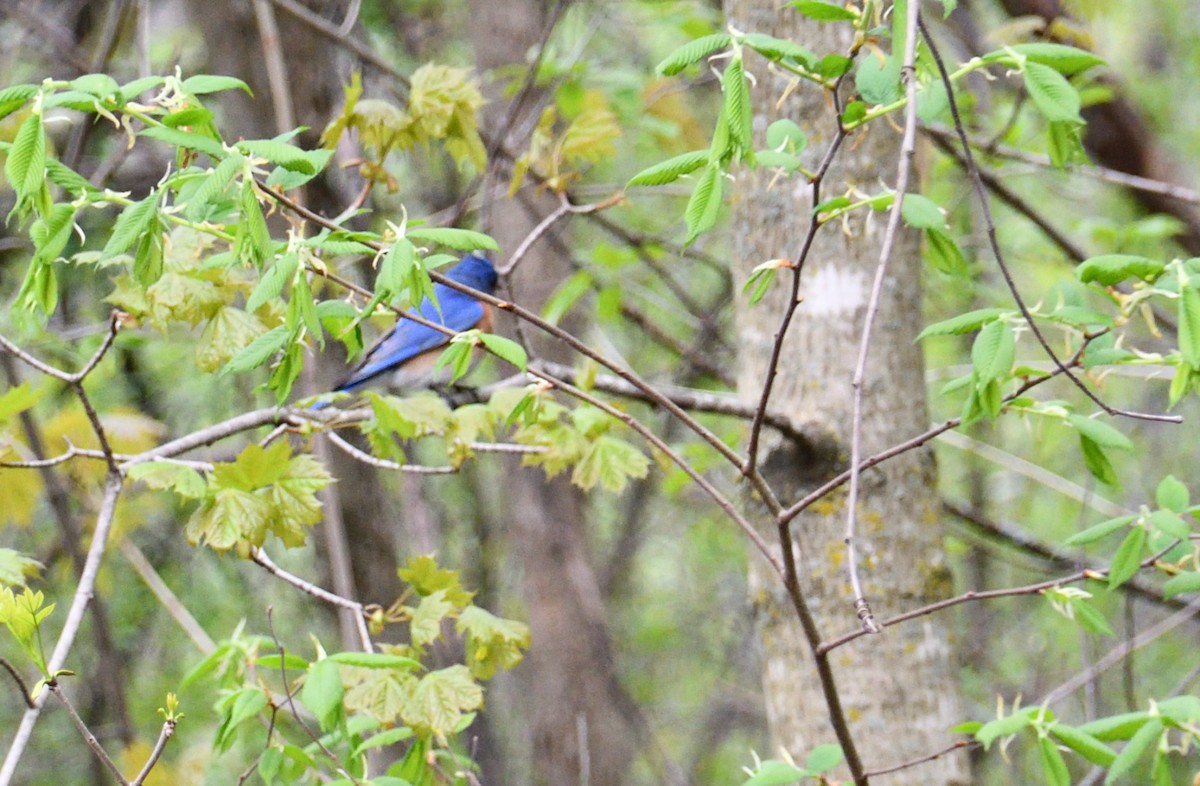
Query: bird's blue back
xmin=334 ymin=253 xmax=498 ymax=394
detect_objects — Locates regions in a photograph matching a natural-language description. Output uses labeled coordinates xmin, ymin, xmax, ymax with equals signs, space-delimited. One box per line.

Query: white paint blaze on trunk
xmin=724 ymin=3 xmax=971 ymax=783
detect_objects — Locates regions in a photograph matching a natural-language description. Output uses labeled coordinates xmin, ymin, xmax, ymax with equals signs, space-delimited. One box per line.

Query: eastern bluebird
xmin=315 ymin=253 xmax=498 ymax=406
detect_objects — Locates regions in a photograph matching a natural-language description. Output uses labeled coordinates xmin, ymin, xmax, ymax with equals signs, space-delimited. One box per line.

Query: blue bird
xmin=315 ymin=253 xmax=498 ymax=406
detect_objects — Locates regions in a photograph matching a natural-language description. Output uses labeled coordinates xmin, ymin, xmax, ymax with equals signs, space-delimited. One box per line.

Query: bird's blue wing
xmin=334 ymin=284 xmax=486 ymax=393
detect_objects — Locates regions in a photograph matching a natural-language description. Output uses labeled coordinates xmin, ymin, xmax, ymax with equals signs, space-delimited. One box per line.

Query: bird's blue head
xmin=449 ymin=253 xmax=498 ymax=294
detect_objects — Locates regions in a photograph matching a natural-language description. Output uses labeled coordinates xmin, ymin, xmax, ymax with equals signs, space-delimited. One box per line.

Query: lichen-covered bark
xmin=723 ymin=4 xmax=970 ymax=782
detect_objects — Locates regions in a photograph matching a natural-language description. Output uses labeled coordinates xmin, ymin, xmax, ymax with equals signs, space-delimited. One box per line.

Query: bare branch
xmin=47 ymin=681 xmax=129 ymax=786
xmin=131 ymin=720 xmax=176 ymax=786
xmin=0 ymin=659 xmax=33 ymax=709
xmin=251 ymin=548 xmax=372 ymax=652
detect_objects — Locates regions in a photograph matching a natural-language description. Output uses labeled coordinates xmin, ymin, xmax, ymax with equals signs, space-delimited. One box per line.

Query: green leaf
xmin=1079 ymin=435 xmax=1118 ymax=487
xmin=246 ymin=253 xmax=300 ymax=313
xmin=656 ymin=33 xmax=733 ymax=76
xmin=0 ymin=382 xmax=42 ymax=425
xmin=1050 ymin=724 xmax=1117 ymax=767
xmin=684 ymin=163 xmax=722 ymax=245
xmin=1023 ymin=61 xmax=1082 ymax=123
xmin=104 ymin=192 xmax=160 ymax=257
xmin=918 ymin=308 xmax=1006 ymax=340
xmin=119 ymin=76 xmax=166 ymax=102
xmin=976 ymin=710 xmax=1033 ymax=749
xmin=722 ymin=56 xmax=753 ymax=159
xmin=239 ymin=139 xmax=331 ymax=175
xmin=739 ymin=34 xmax=815 ymax=68
xmin=1078 ymin=711 xmax=1150 ymax=741
xmin=457 ymin=605 xmax=530 ymax=680
xmin=627 ymin=150 xmax=709 ymax=187
xmin=789 ymin=0 xmax=857 ymax=21
xmin=1107 ymin=525 xmax=1147 ymax=590
xmin=1156 ymin=475 xmax=1190 ymax=512
xmin=971 ymin=320 xmax=1016 ymax=382
xmin=1104 ymin=717 xmax=1161 ymax=784
xmin=1178 ymin=286 xmax=1200 ymax=367
xmin=235 ymin=180 xmax=273 ymax=268
xmin=765 ymin=119 xmax=806 ymax=154
xmin=185 ymin=152 xmax=243 ymax=221
xmin=856 ymin=53 xmax=901 ymax=105
xmin=398 ymin=554 xmax=474 ymax=606
xmin=127 ymin=461 xmax=207 ymax=499
xmin=410 ymin=589 xmax=455 ymax=647
xmin=401 ymin=664 xmax=483 ymax=737
xmin=0 ymin=84 xmax=37 ymax=121
xmin=926 ymin=228 xmax=967 ymax=275
xmin=741 ymin=759 xmax=811 ymax=786
xmin=302 ymin=658 xmax=344 ymax=731
xmin=571 ymin=434 xmax=651 ymax=493
xmin=541 ymin=270 xmax=592 ymax=325
xmin=220 ymin=325 xmax=289 ymax=376
xmin=1067 ymin=414 xmax=1133 ymax=452
xmin=0 ymin=549 xmax=43 ymax=588
xmin=804 ymin=744 xmax=843 ymax=773
xmin=1076 ymin=254 xmax=1164 ymax=285
xmin=1038 ymin=736 xmax=1070 ymax=786
xmin=214 ymin=687 xmax=267 ymax=751
xmin=986 ymin=43 xmax=1105 ymax=75
xmin=405 ymin=227 xmax=498 ymax=252
xmin=328 ymin=652 xmax=421 ymax=670
xmin=1148 ymin=509 xmax=1190 ymax=540
xmin=480 ymin=333 xmax=527 ymax=371
xmin=1163 ymin=571 xmax=1200 ymax=599
xmin=901 ymin=193 xmax=947 ymax=230
xmin=5 ymin=113 xmax=46 ymax=211
xmin=139 ymin=126 xmax=226 ymax=158
xmin=181 ymin=74 xmax=252 ymax=96
xmin=1064 ymin=514 xmax=1135 ymax=546
xmin=1070 ymin=598 xmax=1114 ymax=637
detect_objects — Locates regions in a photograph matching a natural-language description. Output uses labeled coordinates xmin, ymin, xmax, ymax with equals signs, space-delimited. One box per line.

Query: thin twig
xmin=842 ymin=0 xmax=921 ymax=634
xmin=1042 ymin=596 xmax=1200 ymax=706
xmin=862 ymin=740 xmax=976 ymax=779
xmin=251 ymin=548 xmax=372 ymax=652
xmin=0 ymin=473 xmax=124 ymax=786
xmin=47 ymin=681 xmax=129 ymax=786
xmin=0 ymin=659 xmax=33 ymax=709
xmin=325 ymin=431 xmax=458 ymax=474
xmin=131 ymin=720 xmax=176 ymax=786
xmin=920 ymin=20 xmax=1180 ymax=425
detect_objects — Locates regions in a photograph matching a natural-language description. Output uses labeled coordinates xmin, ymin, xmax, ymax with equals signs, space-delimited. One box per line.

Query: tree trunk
xmin=723 ymin=4 xmax=970 ymax=783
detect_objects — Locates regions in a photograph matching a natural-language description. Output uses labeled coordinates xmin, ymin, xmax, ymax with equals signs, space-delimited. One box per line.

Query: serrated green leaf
xmin=127 ymin=461 xmax=207 ymax=499
xmin=917 ymin=308 xmax=1007 ymax=340
xmin=1104 ymin=717 xmax=1161 ymax=784
xmin=656 ymin=33 xmax=732 ymax=76
xmin=1078 ymin=711 xmax=1150 ymax=741
xmin=1023 ymin=61 xmax=1082 ymax=123
xmin=856 ymin=52 xmax=901 ymax=105
xmin=246 ymin=254 xmax=299 ymax=314
xmin=1050 ymin=724 xmax=1117 ymax=766
xmin=984 ymin=43 xmax=1105 ymax=75
xmin=401 ymin=664 xmax=482 ymax=737
xmin=410 ymin=589 xmax=455 ymax=647
xmin=181 ymin=74 xmax=252 ymax=96
xmin=214 ymin=687 xmax=267 ymax=751
xmin=0 ymin=84 xmax=37 ymax=121
xmin=1178 ymin=286 xmax=1200 ymax=367
xmin=740 ymin=33 xmax=815 ymax=68
xmin=1064 ymin=514 xmax=1135 ymax=546
xmin=926 ymin=228 xmax=968 ymax=275
xmin=789 ymin=0 xmax=857 ymax=21
xmin=1076 ymin=254 xmax=1164 ymax=285
xmin=0 ymin=549 xmax=43 ymax=588
xmin=239 ymin=139 xmax=330 ymax=175
xmin=480 ymin=333 xmax=527 ymax=371
xmin=976 ymin=711 xmax=1033 ymax=749
xmin=1107 ymin=525 xmax=1147 ymax=590
xmin=139 ymin=126 xmax=225 ymax=158
xmin=722 ymin=56 xmax=753 ymax=158
xmin=1070 ymin=597 xmax=1115 ymax=637
xmin=1038 ymin=736 xmax=1070 ymax=786
xmin=901 ymin=193 xmax=947 ymax=230
xmin=103 ymin=192 xmax=160 ymax=259
xmin=327 ymin=652 xmax=421 ymax=670
xmin=627 ymin=150 xmax=709 ymax=187
xmin=684 ymin=163 xmax=722 ymax=245
xmin=405 ymin=227 xmax=498 ymax=252
xmin=302 ymin=658 xmax=344 ymax=731
xmin=971 ymin=320 xmax=1016 ymax=382
xmin=1080 ymin=435 xmax=1118 ymax=487
xmin=1067 ymin=414 xmax=1133 ymax=452
xmin=457 ymin=605 xmax=530 ymax=680
xmin=571 ymin=434 xmax=650 ymax=493
xmin=5 ymin=113 xmax=45 ymax=209
xmin=119 ymin=76 xmax=166 ymax=102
